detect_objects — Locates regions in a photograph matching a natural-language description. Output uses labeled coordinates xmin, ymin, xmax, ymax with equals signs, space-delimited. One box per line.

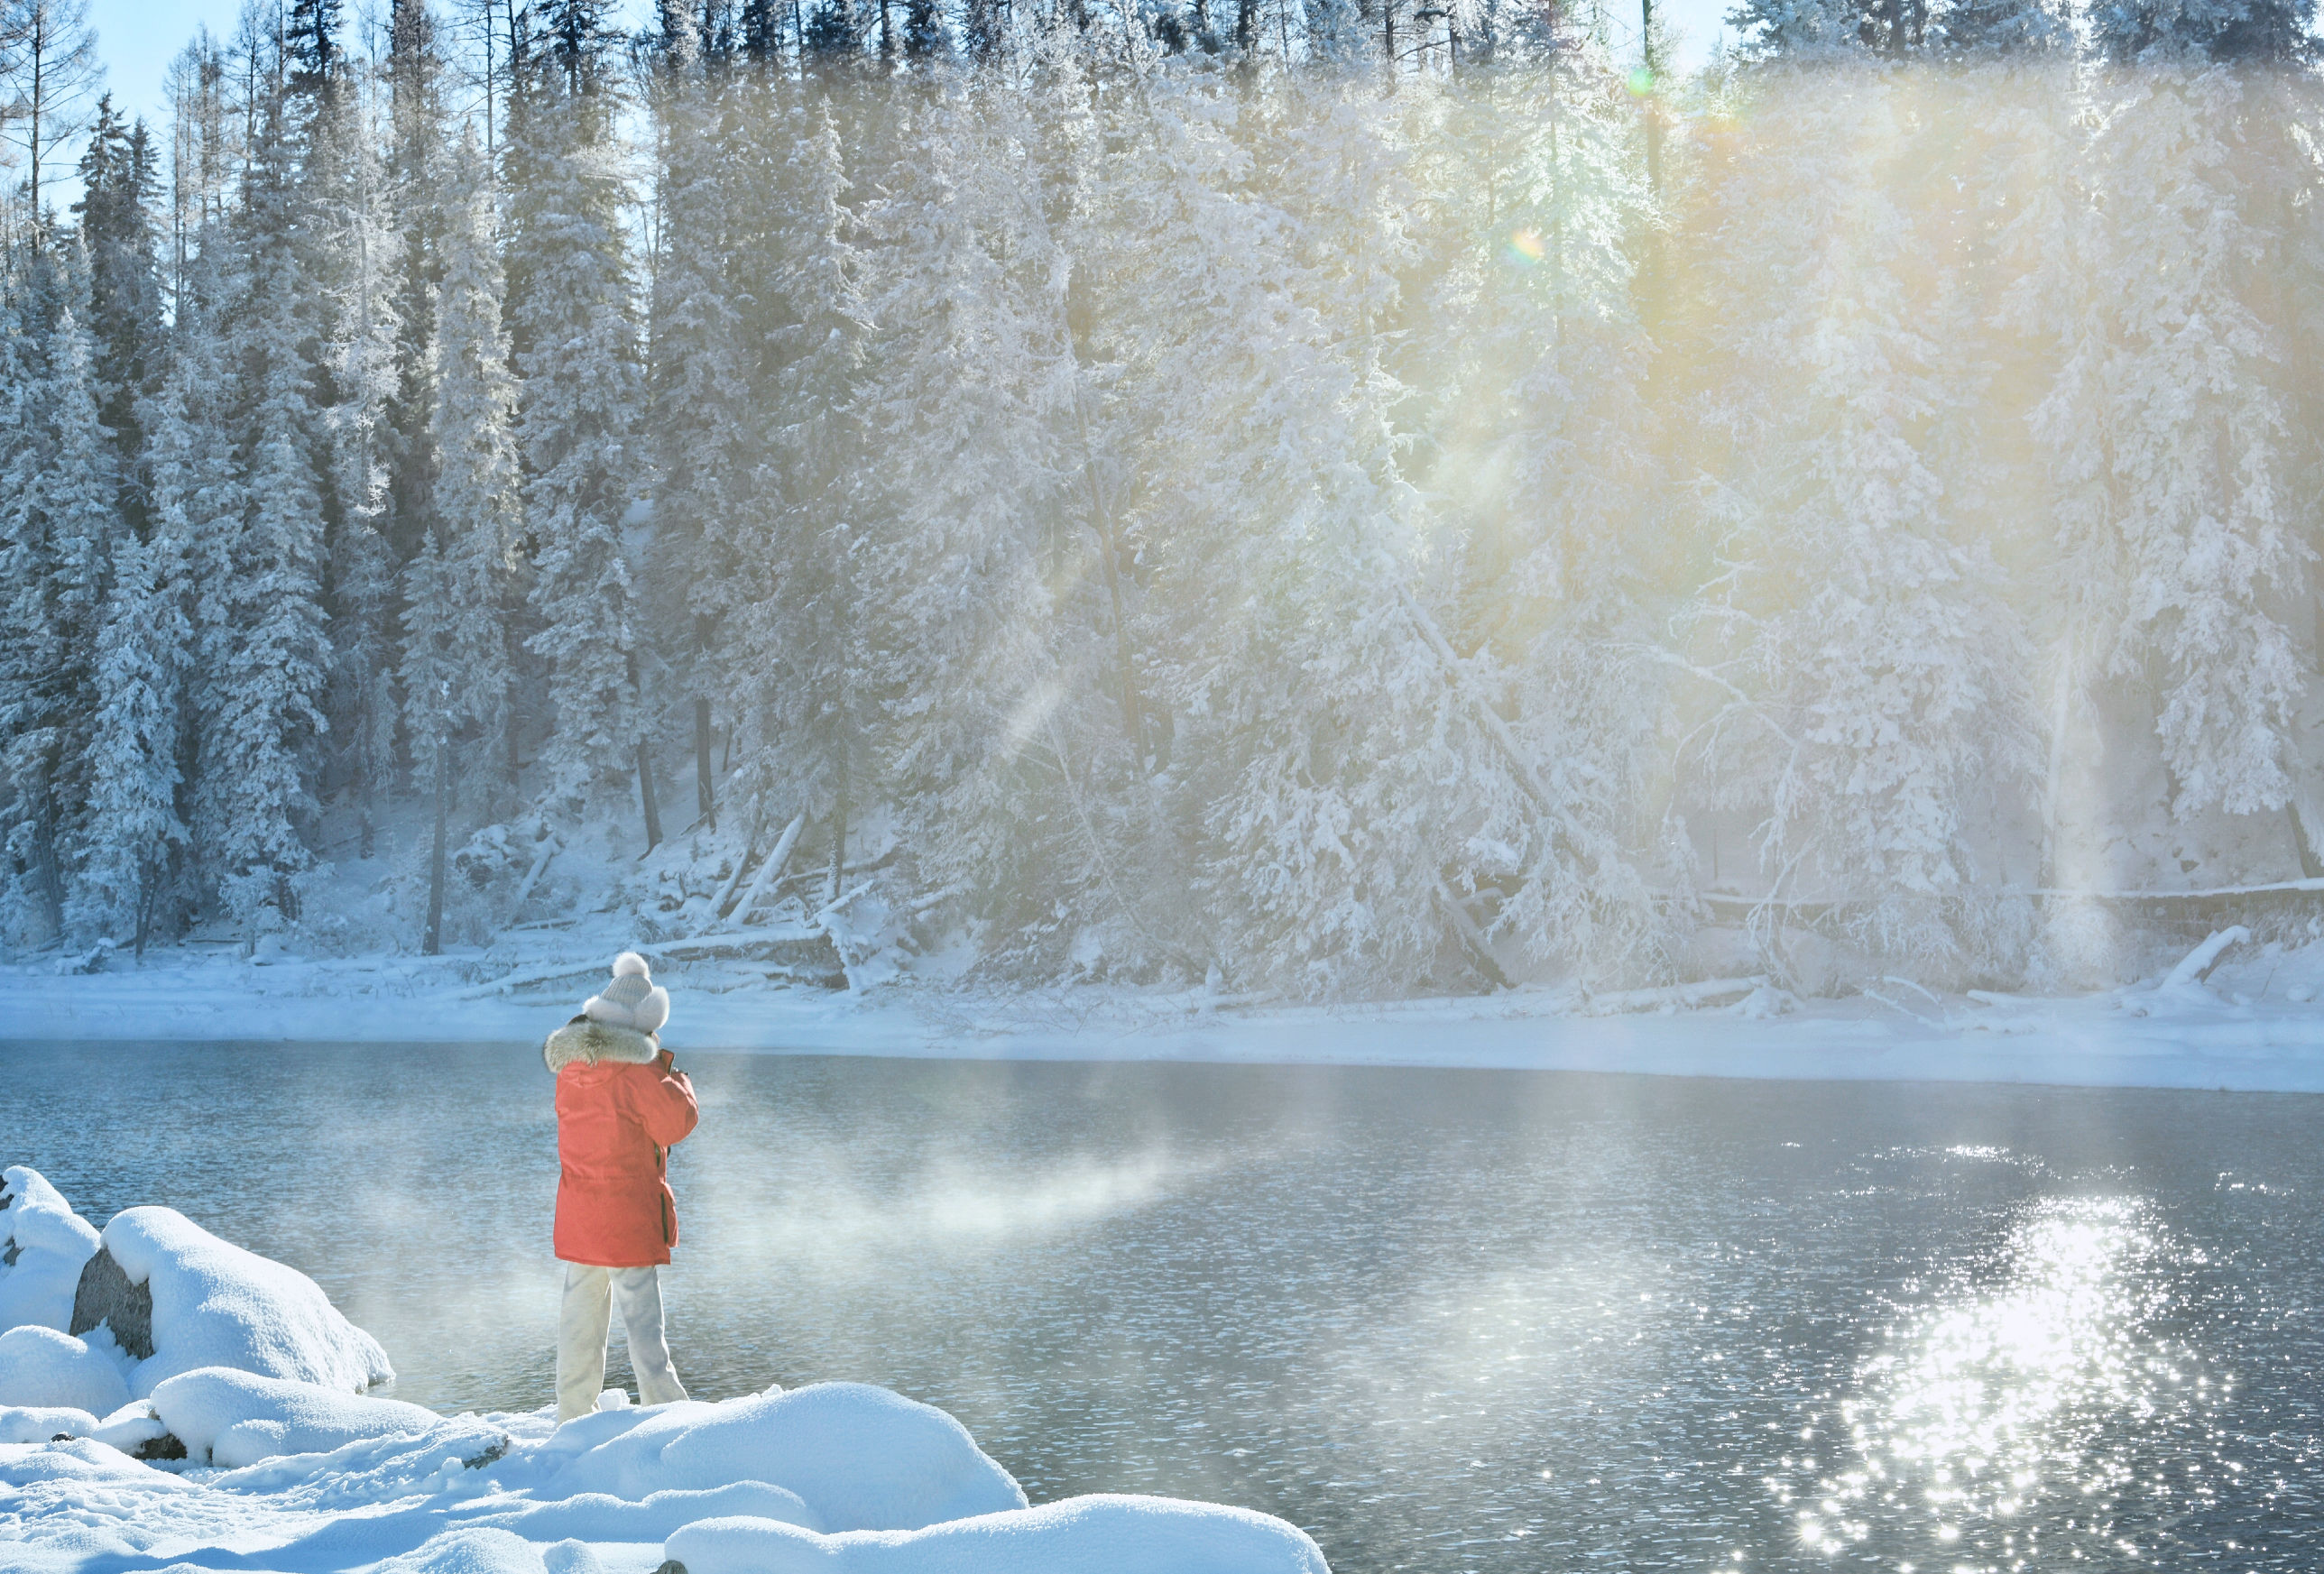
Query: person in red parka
xmin=544 ymin=952 xmax=700 ymax=1423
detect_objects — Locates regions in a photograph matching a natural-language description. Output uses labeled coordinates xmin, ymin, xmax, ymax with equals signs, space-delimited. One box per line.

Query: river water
xmin=7 ymin=1042 xmax=2320 ymax=1572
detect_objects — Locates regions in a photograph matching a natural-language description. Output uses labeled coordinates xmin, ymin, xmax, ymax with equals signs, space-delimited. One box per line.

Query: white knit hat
xmin=583 ymin=952 xmax=669 ymax=1036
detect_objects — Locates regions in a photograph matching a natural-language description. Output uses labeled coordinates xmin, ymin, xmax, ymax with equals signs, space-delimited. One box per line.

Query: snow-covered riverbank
xmin=0 ymin=1168 xmax=1328 ymax=1574
xmin=9 ymin=932 xmax=2324 ymax=1091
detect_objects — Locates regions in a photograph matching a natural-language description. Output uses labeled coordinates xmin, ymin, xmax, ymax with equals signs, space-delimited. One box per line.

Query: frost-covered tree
xmin=1416 ymin=54 xmax=1672 ymax=980
xmin=1682 ymin=64 xmax=2034 ymax=981
xmin=850 ymin=83 xmax=1078 ymax=954
xmin=505 ymin=0 xmax=644 ymax=813
xmin=724 ymin=88 xmax=873 ymax=883
xmin=71 ymin=525 xmax=191 ymax=947
xmin=72 ymin=97 xmax=167 ymax=520
xmin=642 ymin=18 xmax=752 ymax=778
xmin=402 ymin=125 xmax=517 ymax=801
xmin=2033 ymin=67 xmax=2306 ymax=834
xmin=194 ymin=102 xmax=332 ymax=935
xmin=310 ymin=77 xmax=406 ymax=852
xmin=1083 ymin=67 xmax=1592 ymax=993
xmin=383 ymin=0 xmax=447 ymax=564
xmin=0 ymin=258 xmax=119 ymax=945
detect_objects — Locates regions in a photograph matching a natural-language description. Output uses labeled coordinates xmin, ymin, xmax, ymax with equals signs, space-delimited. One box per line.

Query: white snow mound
xmin=99 ymin=1204 xmax=395 ymax=1395
xmin=665 ymin=1495 xmax=1334 ymax=1574
xmin=0 ymin=1166 xmax=100 ymax=1332
xmin=0 ymin=1323 xmax=132 ymax=1413
xmin=0 ymin=1403 xmax=100 ymax=1444
xmin=526 ymin=1382 xmax=1025 ymax=1532
xmin=151 ymin=1366 xmax=442 ymax=1466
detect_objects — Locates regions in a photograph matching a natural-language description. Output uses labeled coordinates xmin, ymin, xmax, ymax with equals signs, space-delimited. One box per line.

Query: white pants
xmin=557 ymin=1263 xmax=688 ymax=1423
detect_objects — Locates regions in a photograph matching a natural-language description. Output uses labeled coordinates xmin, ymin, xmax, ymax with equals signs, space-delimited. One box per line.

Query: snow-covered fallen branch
xmin=450 ymin=959 xmax=612 ymax=1001
xmin=709 ymin=812 xmax=806 ymax=933
xmin=1576 ymin=976 xmax=1766 ymax=1016
xmin=2163 ymin=926 xmax=2250 ymax=990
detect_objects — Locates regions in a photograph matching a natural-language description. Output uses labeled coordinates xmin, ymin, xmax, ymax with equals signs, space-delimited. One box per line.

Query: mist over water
xmin=10 ymin=1041 xmax=2323 ymax=1570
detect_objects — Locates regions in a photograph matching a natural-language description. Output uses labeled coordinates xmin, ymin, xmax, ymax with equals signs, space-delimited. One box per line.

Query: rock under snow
xmin=90 ymin=1203 xmax=394 ymax=1396
xmin=0 ymin=1166 xmax=100 ymax=1332
xmin=0 ymin=1323 xmax=132 ymax=1414
xmin=151 ymin=1367 xmax=442 ymax=1467
xmin=523 ymin=1382 xmax=1026 ymax=1532
xmin=663 ymin=1495 xmax=1334 ymax=1574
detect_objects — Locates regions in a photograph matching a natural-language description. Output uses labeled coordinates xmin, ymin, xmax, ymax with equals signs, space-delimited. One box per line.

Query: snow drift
xmin=87 ymin=1202 xmax=395 ymax=1395
xmin=666 ymin=1496 xmax=1334 ymax=1574
xmin=0 ymin=1167 xmax=101 ymax=1332
xmin=150 ymin=1367 xmax=440 ymax=1467
xmin=0 ymin=1168 xmax=1334 ymax=1573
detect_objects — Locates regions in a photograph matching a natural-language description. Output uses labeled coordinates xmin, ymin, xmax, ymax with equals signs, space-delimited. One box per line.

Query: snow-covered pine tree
xmin=309 ymin=67 xmax=407 ymax=855
xmin=1680 ymin=63 xmax=2034 ymax=985
xmin=849 ymin=80 xmax=1082 ymax=966
xmin=1081 ymin=65 xmax=1588 ymax=995
xmin=0 ymin=253 xmax=120 ymax=947
xmin=505 ymin=0 xmax=646 ymax=815
xmin=194 ymin=91 xmax=333 ymax=937
xmin=383 ymin=0 xmax=447 ymax=566
xmin=2032 ymin=65 xmax=2306 ymax=848
xmin=70 ymin=524 xmax=192 ymax=949
xmin=723 ymin=86 xmax=873 ymax=888
xmin=642 ymin=8 xmax=752 ymax=806
xmin=402 ymin=124 xmax=518 ymax=816
xmin=72 ymin=97 xmax=167 ymax=530
xmin=1414 ymin=47 xmax=1672 ymax=983
xmin=143 ymin=258 xmax=246 ymax=938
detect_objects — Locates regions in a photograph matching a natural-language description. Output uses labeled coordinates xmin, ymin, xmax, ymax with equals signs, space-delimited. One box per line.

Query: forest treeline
xmin=2 ymin=0 xmax=2322 ymax=997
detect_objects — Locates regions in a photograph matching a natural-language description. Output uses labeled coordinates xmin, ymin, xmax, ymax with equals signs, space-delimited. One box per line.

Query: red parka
xmin=544 ymin=1017 xmax=700 ymax=1267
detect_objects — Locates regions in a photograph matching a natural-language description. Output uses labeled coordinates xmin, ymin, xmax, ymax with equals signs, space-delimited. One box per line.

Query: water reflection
xmin=1792 ymin=1193 xmax=2225 ymax=1570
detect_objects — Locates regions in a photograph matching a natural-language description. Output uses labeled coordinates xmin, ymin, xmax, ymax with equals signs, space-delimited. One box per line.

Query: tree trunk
xmin=827 ymin=747 xmax=849 ymax=905
xmin=423 ymin=741 xmax=449 ymax=955
xmin=638 ymin=736 xmax=664 ymax=853
xmin=695 ymin=697 xmax=716 ymax=830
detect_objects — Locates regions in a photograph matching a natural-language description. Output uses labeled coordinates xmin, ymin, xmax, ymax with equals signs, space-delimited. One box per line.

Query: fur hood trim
xmin=545 ymin=1016 xmax=661 ymax=1074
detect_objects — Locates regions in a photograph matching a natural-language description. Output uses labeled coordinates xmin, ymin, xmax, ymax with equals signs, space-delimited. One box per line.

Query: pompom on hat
xmin=583 ymin=952 xmax=669 ymax=1036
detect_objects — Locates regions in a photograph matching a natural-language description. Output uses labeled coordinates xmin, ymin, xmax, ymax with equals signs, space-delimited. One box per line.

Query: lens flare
xmin=1626 ymin=65 xmax=1655 ymax=97
xmin=1504 ymin=226 xmax=1547 ymax=266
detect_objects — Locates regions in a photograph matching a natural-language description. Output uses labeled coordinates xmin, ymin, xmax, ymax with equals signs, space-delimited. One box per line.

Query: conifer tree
xmin=0 ymin=259 xmax=119 ymax=944
xmin=72 ymin=525 xmax=191 ymax=948
xmin=72 ymin=97 xmax=166 ymax=525
xmin=195 ymin=97 xmax=332 ymax=935
xmin=506 ymin=0 xmax=645 ymax=814
xmin=313 ymin=78 xmax=407 ymax=855
xmin=1683 ymin=65 xmax=2034 ymax=980
xmin=2034 ymin=67 xmax=2304 ymax=833
xmin=852 ymin=85 xmax=1074 ymax=953
xmin=403 ymin=126 xmax=517 ymax=807
xmin=643 ymin=13 xmax=752 ymax=770
xmin=725 ymin=91 xmax=872 ymax=881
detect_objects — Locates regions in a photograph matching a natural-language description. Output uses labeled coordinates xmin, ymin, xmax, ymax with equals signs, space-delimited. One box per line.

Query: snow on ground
xmin=0 ymin=1171 xmax=1331 ymax=1574
xmin=9 ymin=928 xmax=2324 ymax=1091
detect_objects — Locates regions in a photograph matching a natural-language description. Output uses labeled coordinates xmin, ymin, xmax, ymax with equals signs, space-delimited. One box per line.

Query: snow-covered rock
xmin=96 ymin=1203 xmax=395 ymax=1395
xmin=664 ymin=1496 xmax=1333 ymax=1574
xmin=0 ymin=1166 xmax=100 ymax=1331
xmin=524 ymin=1382 xmax=1025 ymax=1532
xmin=0 ymin=1174 xmax=1332 ymax=1574
xmin=151 ymin=1367 xmax=441 ymax=1467
xmin=0 ymin=1323 xmax=132 ymax=1413
xmin=0 ymin=1403 xmax=101 ymax=1444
